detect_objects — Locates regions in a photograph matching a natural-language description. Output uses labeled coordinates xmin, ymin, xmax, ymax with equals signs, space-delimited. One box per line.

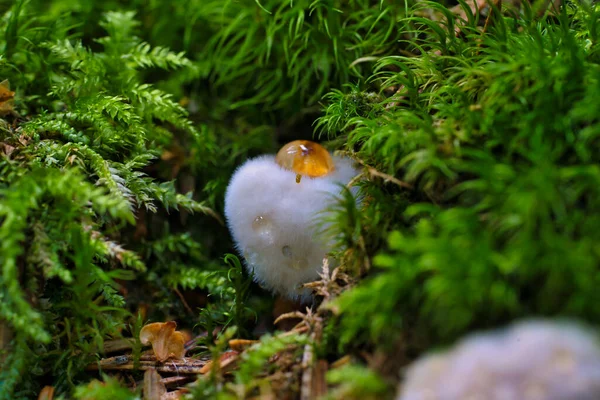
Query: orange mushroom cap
xmin=275 ymin=140 xmax=334 ymax=179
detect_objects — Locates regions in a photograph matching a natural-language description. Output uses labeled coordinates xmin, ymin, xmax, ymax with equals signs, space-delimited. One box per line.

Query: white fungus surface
xmin=398 ymin=319 xmax=600 ymax=400
xmin=224 ymin=155 xmax=359 ymax=301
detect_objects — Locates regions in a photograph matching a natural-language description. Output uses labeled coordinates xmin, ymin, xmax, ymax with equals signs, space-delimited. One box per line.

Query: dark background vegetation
xmin=1 ymin=0 xmax=599 ymax=398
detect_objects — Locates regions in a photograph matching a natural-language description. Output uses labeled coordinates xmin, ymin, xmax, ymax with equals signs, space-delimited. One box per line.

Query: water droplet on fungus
xmin=291 ymin=257 xmax=309 ymax=270
xmin=281 ymin=245 xmax=293 ymax=258
xmin=252 ymin=215 xmax=274 ymax=244
xmin=275 ymin=140 xmax=334 ymax=182
xmin=281 ymin=245 xmax=308 ymax=270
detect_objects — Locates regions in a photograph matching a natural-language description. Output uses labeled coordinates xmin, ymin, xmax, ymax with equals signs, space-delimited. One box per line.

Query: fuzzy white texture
xmin=398 ymin=319 xmax=600 ymax=400
xmin=224 ymin=155 xmax=359 ymax=301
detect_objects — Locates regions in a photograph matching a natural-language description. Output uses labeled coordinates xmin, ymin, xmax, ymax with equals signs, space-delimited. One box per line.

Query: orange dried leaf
xmin=199 ymin=360 xmax=213 ymax=374
xmin=229 ymin=338 xmax=259 ymax=351
xmin=219 ymin=350 xmax=240 ymax=374
xmin=37 ymin=386 xmax=55 ymax=400
xmin=198 ymin=351 xmax=240 ymax=375
xmin=140 ymin=321 xmax=186 ymax=362
xmin=0 ymin=80 xmax=15 ymax=116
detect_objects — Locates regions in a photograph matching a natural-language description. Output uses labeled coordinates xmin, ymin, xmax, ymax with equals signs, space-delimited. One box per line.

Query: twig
xmin=300 ymin=309 xmax=325 ymax=400
xmin=366 ymin=167 xmax=413 ymax=189
xmin=173 ymin=288 xmax=195 ymax=315
xmin=345 ymin=152 xmax=414 ymax=190
xmin=161 ymin=375 xmax=194 ymax=388
xmin=300 ymin=340 xmax=314 ymax=400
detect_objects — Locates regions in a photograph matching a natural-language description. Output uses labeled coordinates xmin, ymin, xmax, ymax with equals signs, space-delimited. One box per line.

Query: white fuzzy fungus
xmin=398 ymin=319 xmax=600 ymax=400
xmin=224 ymin=154 xmax=359 ymax=301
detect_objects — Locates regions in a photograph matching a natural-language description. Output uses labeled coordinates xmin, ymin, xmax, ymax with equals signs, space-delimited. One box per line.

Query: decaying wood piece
xmin=87 ymin=354 xmax=210 ymax=374
xmin=143 ymin=368 xmax=167 ymax=400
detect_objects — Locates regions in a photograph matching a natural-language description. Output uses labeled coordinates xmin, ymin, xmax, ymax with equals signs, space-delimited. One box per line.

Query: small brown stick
xmin=173 ymin=288 xmax=195 ymax=316
xmin=482 ymin=0 xmax=502 ymax=35
xmin=300 ymin=310 xmax=325 ymax=400
xmin=366 ymin=166 xmax=413 ymax=189
xmin=336 ymin=149 xmax=413 ymax=190
xmin=161 ymin=376 xmax=194 ymax=388
xmin=300 ymin=341 xmax=314 ymax=400
xmin=274 ymin=311 xmax=306 ymax=326
xmin=476 ymin=0 xmax=502 ymax=54
xmin=303 ymin=259 xmax=353 ymax=300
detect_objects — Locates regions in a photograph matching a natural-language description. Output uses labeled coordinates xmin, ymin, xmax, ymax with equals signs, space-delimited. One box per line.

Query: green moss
xmin=0 ymin=0 xmax=599 ymax=398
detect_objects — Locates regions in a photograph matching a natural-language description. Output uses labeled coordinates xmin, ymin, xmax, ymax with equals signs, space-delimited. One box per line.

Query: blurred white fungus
xmin=398 ymin=319 xmax=600 ymax=400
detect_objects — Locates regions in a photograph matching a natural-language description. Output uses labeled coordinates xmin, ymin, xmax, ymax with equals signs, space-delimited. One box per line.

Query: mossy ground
xmin=1 ymin=0 xmax=599 ymax=399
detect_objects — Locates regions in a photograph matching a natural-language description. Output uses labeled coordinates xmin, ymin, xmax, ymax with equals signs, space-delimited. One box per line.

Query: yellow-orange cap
xmin=275 ymin=140 xmax=334 ymax=180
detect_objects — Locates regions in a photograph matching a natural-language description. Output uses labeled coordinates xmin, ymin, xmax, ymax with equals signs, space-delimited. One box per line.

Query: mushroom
xmin=224 ymin=140 xmax=360 ymax=301
xmin=139 ymin=321 xmax=186 ymax=362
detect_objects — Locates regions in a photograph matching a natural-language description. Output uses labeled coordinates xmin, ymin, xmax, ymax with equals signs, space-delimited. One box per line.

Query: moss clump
xmin=0 ymin=0 xmax=599 ymax=399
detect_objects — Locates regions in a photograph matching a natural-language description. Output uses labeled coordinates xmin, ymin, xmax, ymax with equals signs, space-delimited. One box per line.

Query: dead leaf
xmin=330 ymin=355 xmax=351 ymax=369
xmin=229 ymin=339 xmax=259 ymax=351
xmin=0 ymin=80 xmax=15 ymax=117
xmin=1 ymin=143 xmax=15 ymax=157
xmin=143 ymin=368 xmax=166 ymax=400
xmin=163 ymin=391 xmax=186 ymax=400
xmin=37 ymin=386 xmax=54 ymax=400
xmin=199 ymin=350 xmax=239 ymax=374
xmin=140 ymin=321 xmax=186 ymax=362
xmin=18 ymin=134 xmax=30 ymax=146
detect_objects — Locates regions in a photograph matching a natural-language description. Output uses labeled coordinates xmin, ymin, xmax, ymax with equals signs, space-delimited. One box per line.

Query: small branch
xmin=173 ymin=287 xmax=195 ymax=315
xmin=366 ymin=167 xmax=413 ymax=189
xmin=481 ymin=0 xmax=502 ymax=39
xmin=341 ymin=152 xmax=413 ymax=190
